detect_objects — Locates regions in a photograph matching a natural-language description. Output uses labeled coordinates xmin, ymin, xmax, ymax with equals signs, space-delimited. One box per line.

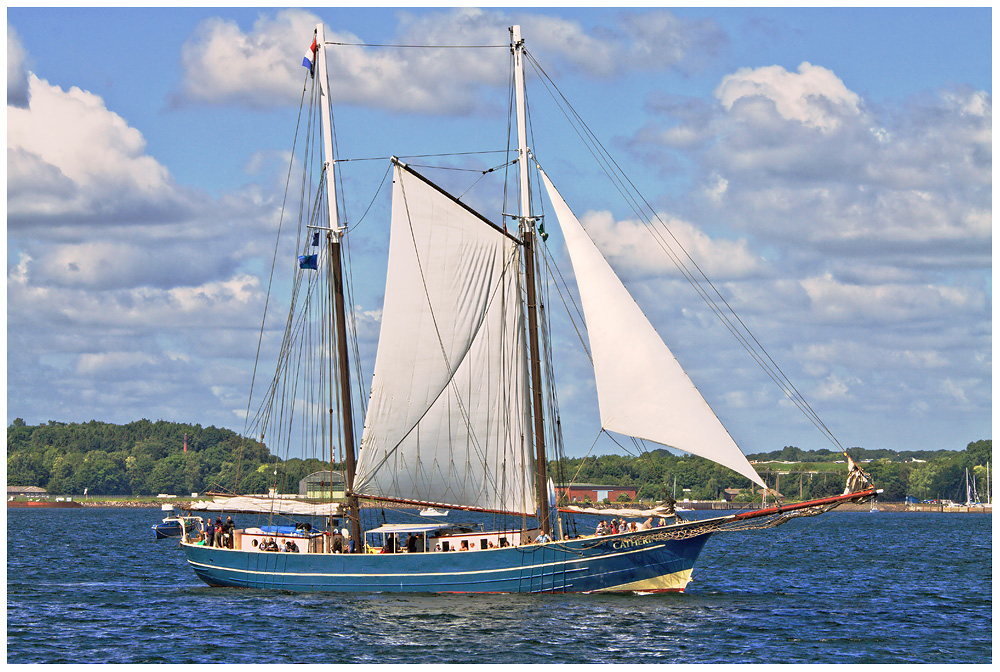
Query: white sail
xmin=354 ymin=162 xmax=536 ymax=513
xmin=539 ymin=170 xmax=766 ymax=488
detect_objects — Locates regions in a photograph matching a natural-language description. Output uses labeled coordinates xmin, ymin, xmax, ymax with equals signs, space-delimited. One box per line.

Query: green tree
xmin=908 ymin=463 xmax=940 ymax=500
xmin=126 ymin=454 xmax=156 ymax=495
xmin=147 ymin=453 xmax=187 ymax=495
xmin=864 ymin=460 xmax=909 ymax=501
xmin=7 ymin=451 xmax=45 ymax=486
xmin=46 ymin=452 xmax=85 ymax=494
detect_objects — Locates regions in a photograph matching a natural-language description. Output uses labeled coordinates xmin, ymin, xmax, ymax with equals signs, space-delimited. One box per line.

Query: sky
xmin=6 ymin=7 xmax=992 ymax=462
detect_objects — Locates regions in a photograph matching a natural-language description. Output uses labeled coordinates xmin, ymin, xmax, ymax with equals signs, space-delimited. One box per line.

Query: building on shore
xmin=556 ymin=483 xmax=638 ymax=503
xmin=299 ymin=471 xmax=346 ymax=500
xmin=7 ymin=485 xmax=48 ymax=500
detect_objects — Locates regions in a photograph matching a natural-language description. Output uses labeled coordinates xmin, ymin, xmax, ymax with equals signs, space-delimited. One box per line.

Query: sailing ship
xmin=178 ymin=23 xmax=877 ymax=593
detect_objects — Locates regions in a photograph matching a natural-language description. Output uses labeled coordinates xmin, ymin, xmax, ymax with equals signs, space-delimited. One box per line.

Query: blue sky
xmin=6 ymin=7 xmax=992 ymax=462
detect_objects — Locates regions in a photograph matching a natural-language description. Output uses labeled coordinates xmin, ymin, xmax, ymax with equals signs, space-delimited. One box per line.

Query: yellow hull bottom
xmin=594 ymin=568 xmax=694 ymax=593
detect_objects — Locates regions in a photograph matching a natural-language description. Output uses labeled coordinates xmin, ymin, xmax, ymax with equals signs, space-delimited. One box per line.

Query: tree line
xmin=553 ymin=441 xmax=992 ymax=503
xmin=6 ymin=419 xmax=328 ymax=497
xmin=6 ymin=419 xmax=991 ymax=503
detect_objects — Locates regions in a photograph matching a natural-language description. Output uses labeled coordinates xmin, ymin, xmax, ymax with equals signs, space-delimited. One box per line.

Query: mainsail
xmin=354 ymin=161 xmax=536 ymax=513
xmin=539 ymin=169 xmax=766 ymax=488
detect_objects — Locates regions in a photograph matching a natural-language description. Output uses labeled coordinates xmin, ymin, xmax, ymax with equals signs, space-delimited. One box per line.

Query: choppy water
xmin=6 ymin=507 xmax=991 ymax=663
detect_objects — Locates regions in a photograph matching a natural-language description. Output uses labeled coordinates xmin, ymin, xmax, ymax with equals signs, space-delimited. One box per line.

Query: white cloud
xmin=8 ymin=253 xmax=264 ymax=332
xmin=800 ymin=273 xmax=980 ymax=325
xmin=7 ymin=23 xmax=29 ymax=107
xmin=580 ymin=209 xmax=763 ymax=281
xmin=5 ymin=33 xmax=288 ymax=428
xmin=715 ymin=62 xmax=861 ymax=133
xmin=8 ymin=74 xmax=193 ymax=227
xmin=716 ymin=76 xmax=989 ymax=260
xmin=941 ymin=378 xmax=971 ymax=405
xmin=173 ymin=8 xmax=726 ymax=112
xmin=175 ymin=9 xmax=321 ymax=108
xmin=813 ymin=373 xmax=857 ymax=401
xmin=76 ymin=352 xmax=158 ymax=376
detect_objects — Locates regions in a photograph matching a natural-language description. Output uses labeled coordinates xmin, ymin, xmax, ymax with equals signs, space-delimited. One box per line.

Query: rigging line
xmin=337 ymin=150 xmax=511 ymax=164
xmin=324 ymin=40 xmax=508 ymax=49
xmin=530 ymin=54 xmax=841 ymax=451
xmin=525 ymin=52 xmax=843 ymax=452
xmin=346 ymin=162 xmax=392 ymax=232
xmin=344 ymin=232 xmax=368 ymax=420
xmin=234 ymin=76 xmax=309 ymax=485
xmin=334 ymin=185 xmax=368 ymax=421
xmin=564 ymin=432 xmax=605 ymax=493
xmin=405 ymin=163 xmax=490 ymax=173
xmin=239 ymin=67 xmax=313 ymax=477
xmin=256 ymin=184 xmax=324 ymax=438
xmin=603 ymin=430 xmax=643 ymax=459
xmin=614 ymin=188 xmax=840 ymax=448
xmin=538 ymin=241 xmax=592 ymax=364
xmin=251 ymin=84 xmax=322 ymax=436
xmin=456 ymin=170 xmax=489 ymax=202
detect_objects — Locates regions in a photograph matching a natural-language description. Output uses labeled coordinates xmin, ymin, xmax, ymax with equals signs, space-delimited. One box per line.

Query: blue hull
xmin=180 ymin=526 xmax=713 ymax=593
xmin=153 ymin=520 xmax=198 ymax=540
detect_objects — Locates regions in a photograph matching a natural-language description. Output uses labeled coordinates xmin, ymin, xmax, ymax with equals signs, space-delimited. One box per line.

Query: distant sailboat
xmin=178 ymin=23 xmax=878 ymax=593
xmin=964 ymin=468 xmax=983 ymax=507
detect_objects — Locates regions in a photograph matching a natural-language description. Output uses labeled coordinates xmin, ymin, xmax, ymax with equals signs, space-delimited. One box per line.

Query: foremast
xmin=511 ymin=26 xmax=551 ymax=535
xmin=314 ymin=23 xmax=362 ymax=552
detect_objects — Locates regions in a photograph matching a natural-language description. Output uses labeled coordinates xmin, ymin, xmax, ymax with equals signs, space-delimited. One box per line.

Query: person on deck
xmin=223 ymin=516 xmax=235 ymax=548
xmin=535 ymin=531 xmax=551 ymax=544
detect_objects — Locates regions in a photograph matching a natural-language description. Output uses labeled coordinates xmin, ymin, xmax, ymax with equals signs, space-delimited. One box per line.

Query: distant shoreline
xmin=39 ymin=499 xmax=990 ymax=514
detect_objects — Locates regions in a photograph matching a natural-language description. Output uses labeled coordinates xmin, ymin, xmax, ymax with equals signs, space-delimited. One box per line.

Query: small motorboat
xmin=419 ymin=507 xmax=448 ymax=517
xmin=152 ymin=504 xmax=202 ymax=540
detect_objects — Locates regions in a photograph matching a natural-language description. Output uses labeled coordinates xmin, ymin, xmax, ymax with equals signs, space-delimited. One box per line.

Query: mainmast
xmin=314 ymin=24 xmax=362 ymax=552
xmin=511 ymin=25 xmax=551 ymax=535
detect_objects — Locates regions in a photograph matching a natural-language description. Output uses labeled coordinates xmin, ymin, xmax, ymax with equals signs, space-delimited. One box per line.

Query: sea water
xmin=6 ymin=507 xmax=991 ymax=663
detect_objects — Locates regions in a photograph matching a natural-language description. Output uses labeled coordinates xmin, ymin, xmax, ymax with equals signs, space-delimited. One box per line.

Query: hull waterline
xmin=180 ymin=527 xmax=711 ymax=594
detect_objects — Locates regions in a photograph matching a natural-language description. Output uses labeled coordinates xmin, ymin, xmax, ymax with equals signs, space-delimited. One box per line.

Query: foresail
xmin=539 ymin=170 xmax=766 ymax=488
xmin=354 ymin=162 xmax=536 ymax=514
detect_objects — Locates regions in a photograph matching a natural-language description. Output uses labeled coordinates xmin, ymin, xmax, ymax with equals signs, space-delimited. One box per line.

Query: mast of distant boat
xmin=511 ymin=25 xmax=551 ymax=536
xmin=314 ymin=23 xmax=362 ymax=552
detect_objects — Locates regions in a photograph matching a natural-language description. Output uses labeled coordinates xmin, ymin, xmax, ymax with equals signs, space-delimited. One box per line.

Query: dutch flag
xmin=302 ymin=38 xmax=318 ymax=77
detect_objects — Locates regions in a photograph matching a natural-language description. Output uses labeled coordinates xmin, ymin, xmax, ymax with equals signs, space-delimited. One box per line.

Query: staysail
xmin=354 ymin=161 xmax=536 ymax=513
xmin=539 ymin=169 xmax=766 ymax=488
